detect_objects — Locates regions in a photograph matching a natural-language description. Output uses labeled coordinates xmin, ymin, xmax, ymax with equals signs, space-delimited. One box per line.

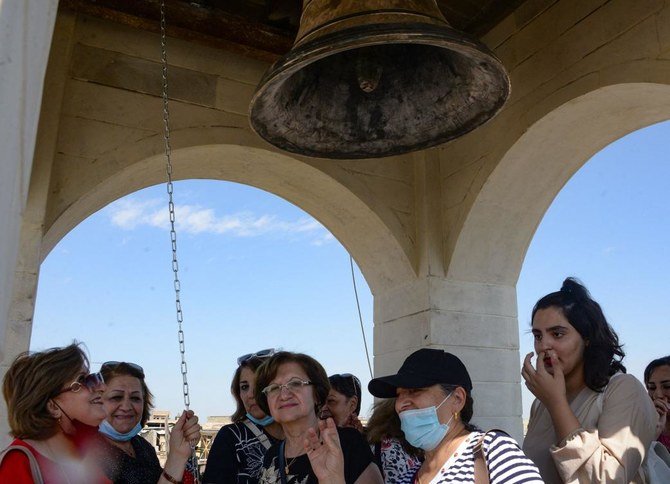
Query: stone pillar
xmin=0 ymin=0 xmax=60 ymax=445
xmin=373 ymin=277 xmax=523 ymax=441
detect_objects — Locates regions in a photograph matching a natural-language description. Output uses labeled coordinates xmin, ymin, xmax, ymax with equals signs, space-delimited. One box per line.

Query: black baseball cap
xmin=368 ymin=348 xmax=473 ymax=398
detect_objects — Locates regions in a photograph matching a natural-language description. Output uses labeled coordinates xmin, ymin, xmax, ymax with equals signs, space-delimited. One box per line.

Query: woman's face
xmin=266 ymin=362 xmax=316 ymax=424
xmin=647 ymin=365 xmax=670 ymax=403
xmin=54 ymin=367 xmax=107 ymax=428
xmin=395 ymin=384 xmax=455 ymax=424
xmin=532 ymin=306 xmax=586 ymax=379
xmin=102 ymin=374 xmax=144 ymax=433
xmin=321 ymin=389 xmax=357 ymax=426
xmin=239 ymin=366 xmax=266 ymax=420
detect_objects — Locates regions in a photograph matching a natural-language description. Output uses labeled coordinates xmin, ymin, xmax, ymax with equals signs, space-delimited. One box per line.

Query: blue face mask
xmin=399 ymin=392 xmax=454 ymax=451
xmin=99 ymin=419 xmax=143 ymax=441
xmin=246 ymin=413 xmax=274 ymax=427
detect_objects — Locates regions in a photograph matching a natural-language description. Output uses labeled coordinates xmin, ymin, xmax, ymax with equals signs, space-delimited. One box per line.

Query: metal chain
xmin=160 ymin=3 xmax=200 ymax=481
xmin=160 ymin=0 xmax=190 ymax=412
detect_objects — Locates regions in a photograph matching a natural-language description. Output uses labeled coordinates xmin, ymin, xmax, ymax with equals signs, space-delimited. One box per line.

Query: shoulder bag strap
xmin=242 ymin=419 xmax=272 ymax=450
xmin=472 ymin=429 xmax=509 ymax=484
xmin=0 ymin=444 xmax=45 ymax=484
xmin=278 ymin=440 xmax=288 ymax=484
xmin=472 ymin=433 xmax=490 ymax=484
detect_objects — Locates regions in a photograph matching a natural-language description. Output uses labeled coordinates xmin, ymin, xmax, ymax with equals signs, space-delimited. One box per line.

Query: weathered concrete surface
xmin=0 ymin=0 xmax=61 ymax=446
xmin=2 ymin=0 xmax=670 ymax=442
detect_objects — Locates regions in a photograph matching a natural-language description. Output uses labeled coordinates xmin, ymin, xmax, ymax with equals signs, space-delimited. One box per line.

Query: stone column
xmin=0 ymin=0 xmax=60 ymax=445
xmin=373 ymin=277 xmax=523 ymax=441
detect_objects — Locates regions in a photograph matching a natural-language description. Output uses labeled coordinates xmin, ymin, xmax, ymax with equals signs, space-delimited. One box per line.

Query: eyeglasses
xmin=58 ymin=372 xmax=105 ymax=394
xmin=101 ymin=361 xmax=145 ymax=378
xmin=237 ymin=348 xmax=277 ymax=366
xmin=261 ymin=377 xmax=312 ymax=397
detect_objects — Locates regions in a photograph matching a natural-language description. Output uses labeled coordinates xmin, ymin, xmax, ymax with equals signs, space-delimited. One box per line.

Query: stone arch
xmin=447 ymin=83 xmax=670 ymax=285
xmin=42 ymin=129 xmax=415 ymax=295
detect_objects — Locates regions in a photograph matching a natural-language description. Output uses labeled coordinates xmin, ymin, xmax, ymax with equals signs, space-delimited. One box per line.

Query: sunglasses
xmin=58 ymin=372 xmax=105 ymax=395
xmin=333 ymin=373 xmax=361 ymax=392
xmin=237 ymin=348 xmax=277 ymax=366
xmin=101 ymin=361 xmax=145 ymax=378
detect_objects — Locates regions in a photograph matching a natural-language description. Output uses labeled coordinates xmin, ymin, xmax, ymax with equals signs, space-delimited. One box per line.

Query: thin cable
xmin=350 ymin=255 xmax=373 ymax=379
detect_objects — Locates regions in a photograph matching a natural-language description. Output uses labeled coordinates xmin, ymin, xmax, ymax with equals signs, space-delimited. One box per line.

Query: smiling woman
xmin=96 ymin=361 xmax=202 ymax=484
xmin=255 ymin=351 xmax=382 ymax=484
xmin=0 ymin=343 xmax=110 ymax=482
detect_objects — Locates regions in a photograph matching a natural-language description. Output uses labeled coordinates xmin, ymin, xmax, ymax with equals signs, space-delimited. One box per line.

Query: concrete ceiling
xmin=60 ymin=0 xmax=527 ymax=62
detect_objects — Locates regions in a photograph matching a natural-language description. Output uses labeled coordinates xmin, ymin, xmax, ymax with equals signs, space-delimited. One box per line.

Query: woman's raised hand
xmin=303 ymin=417 xmax=345 ymax=484
xmin=521 ymin=351 xmax=567 ymax=408
xmin=169 ymin=410 xmax=202 ymax=459
xmin=652 ymin=398 xmax=669 ymax=437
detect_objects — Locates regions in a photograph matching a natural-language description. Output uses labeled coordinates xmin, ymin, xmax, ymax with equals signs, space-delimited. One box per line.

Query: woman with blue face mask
xmin=203 ymin=350 xmax=285 ymax=483
xmin=368 ymin=349 xmax=544 ymax=484
xmin=97 ymin=361 xmax=202 ymax=483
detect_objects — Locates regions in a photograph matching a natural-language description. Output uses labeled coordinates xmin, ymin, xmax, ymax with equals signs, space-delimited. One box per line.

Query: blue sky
xmin=32 ymin=120 xmax=670 ymax=422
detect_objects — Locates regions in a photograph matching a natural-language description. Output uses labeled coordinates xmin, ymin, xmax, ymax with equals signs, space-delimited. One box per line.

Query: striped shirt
xmin=394 ymin=431 xmax=544 ymax=484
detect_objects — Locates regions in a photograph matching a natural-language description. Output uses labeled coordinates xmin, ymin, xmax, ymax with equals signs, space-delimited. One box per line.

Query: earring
xmin=454 ymin=411 xmax=460 ymax=420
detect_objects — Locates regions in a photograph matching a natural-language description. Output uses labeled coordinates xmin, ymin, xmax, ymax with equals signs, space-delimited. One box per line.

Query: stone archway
xmin=42 ymin=138 xmax=416 ymax=295
xmin=448 ymin=83 xmax=670 ymax=286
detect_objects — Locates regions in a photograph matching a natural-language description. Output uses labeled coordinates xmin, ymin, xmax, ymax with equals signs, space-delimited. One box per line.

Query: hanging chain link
xmin=160 ymin=0 xmax=190 ymax=412
xmin=160 ymin=3 xmax=200 ymax=481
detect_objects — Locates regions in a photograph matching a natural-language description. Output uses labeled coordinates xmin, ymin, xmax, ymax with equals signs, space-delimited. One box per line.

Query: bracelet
xmin=162 ymin=470 xmax=183 ymax=484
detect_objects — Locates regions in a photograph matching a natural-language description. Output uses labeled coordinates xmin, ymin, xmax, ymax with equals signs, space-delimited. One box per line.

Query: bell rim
xmin=249 ymin=22 xmax=511 ymax=159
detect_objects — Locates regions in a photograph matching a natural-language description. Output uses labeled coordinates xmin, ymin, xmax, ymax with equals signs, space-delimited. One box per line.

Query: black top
xmin=96 ymin=434 xmax=162 ymax=483
xmin=258 ymin=427 xmax=376 ymax=484
xmin=203 ymin=420 xmax=279 ymax=483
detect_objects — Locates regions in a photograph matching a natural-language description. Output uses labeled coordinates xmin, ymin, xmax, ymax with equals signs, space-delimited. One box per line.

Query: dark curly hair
xmin=532 ymin=277 xmax=626 ymax=392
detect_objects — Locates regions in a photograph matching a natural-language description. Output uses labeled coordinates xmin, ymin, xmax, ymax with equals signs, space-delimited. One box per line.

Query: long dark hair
xmin=231 ymin=357 xmax=266 ymax=422
xmin=644 ymin=355 xmax=670 ymax=384
xmin=532 ymin=277 xmax=625 ymax=392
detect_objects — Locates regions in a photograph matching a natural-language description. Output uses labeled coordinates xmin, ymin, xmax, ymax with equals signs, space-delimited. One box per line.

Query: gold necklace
xmin=284 ymin=444 xmax=300 ymax=474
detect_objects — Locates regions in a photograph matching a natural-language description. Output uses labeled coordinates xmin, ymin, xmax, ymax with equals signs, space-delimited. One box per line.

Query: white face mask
xmin=399 ymin=392 xmax=453 ymax=451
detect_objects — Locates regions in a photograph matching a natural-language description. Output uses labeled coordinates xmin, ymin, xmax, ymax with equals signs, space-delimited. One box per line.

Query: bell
xmin=249 ymin=1 xmax=511 ymax=159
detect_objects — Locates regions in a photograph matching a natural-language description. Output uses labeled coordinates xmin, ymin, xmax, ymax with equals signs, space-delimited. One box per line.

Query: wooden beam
xmin=59 ymin=0 xmax=295 ymax=63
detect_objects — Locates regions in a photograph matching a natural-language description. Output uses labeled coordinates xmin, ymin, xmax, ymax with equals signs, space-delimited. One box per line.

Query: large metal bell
xmin=249 ymin=1 xmax=510 ymax=159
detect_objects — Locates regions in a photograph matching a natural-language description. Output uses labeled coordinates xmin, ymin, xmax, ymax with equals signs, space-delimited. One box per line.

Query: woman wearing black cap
xmin=368 ymin=348 xmax=543 ymax=484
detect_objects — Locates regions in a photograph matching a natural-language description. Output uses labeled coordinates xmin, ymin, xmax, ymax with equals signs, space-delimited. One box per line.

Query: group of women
xmin=1 ymin=277 xmax=668 ymax=483
xmin=0 ymin=347 xmax=201 ymax=483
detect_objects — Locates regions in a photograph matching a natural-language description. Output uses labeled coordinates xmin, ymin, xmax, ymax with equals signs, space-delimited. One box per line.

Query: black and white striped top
xmin=394 ymin=431 xmax=544 ymax=484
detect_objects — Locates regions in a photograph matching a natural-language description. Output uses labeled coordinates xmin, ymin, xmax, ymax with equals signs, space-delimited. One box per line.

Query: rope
xmin=350 ymin=255 xmax=373 ymax=379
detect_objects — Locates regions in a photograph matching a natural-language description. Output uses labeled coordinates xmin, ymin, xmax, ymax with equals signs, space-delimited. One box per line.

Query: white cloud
xmin=107 ymin=198 xmax=334 ymax=244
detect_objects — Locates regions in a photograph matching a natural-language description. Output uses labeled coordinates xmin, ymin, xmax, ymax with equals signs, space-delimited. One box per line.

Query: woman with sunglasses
xmin=0 ymin=343 xmax=111 ymax=482
xmin=320 ymin=374 xmax=364 ymax=432
xmin=522 ymin=278 xmax=657 ymax=483
xmin=203 ymin=349 xmax=285 ymax=483
xmin=256 ymin=351 xmax=382 ymax=484
xmin=96 ymin=361 xmax=202 ymax=484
